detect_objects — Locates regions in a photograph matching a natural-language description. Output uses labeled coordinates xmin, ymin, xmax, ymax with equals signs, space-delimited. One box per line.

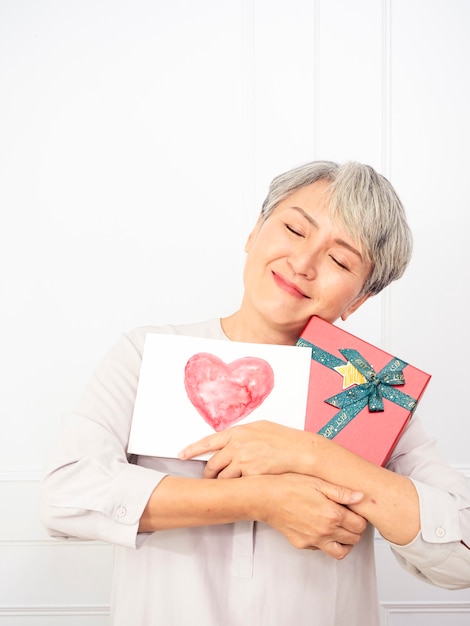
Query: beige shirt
xmin=40 ymin=319 xmax=470 ymax=626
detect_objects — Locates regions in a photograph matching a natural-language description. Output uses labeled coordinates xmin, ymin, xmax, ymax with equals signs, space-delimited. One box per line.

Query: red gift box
xmin=296 ymin=316 xmax=431 ymax=466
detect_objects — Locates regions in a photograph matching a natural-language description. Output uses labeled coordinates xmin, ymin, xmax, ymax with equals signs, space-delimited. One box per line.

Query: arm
xmin=39 ymin=330 xmax=165 ymax=548
xmin=39 ymin=329 xmax=366 ymax=558
xmin=178 ymin=420 xmax=449 ymax=546
xmin=385 ymin=417 xmax=470 ymax=589
xmin=139 ymin=472 xmax=367 ymax=559
xmin=179 ymin=419 xmax=470 ymax=587
xmin=179 ymin=420 xmax=419 ymax=544
xmin=313 ymin=419 xmax=470 ymax=586
xmin=306 ymin=431 xmax=420 ymax=545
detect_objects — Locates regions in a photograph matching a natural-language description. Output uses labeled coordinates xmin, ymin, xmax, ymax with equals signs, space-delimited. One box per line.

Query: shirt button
xmin=435 ymin=527 xmax=446 ymax=538
xmin=117 ymin=506 xmax=127 ymax=518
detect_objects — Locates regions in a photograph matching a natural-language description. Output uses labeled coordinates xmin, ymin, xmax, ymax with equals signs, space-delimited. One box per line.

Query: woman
xmin=40 ymin=161 xmax=470 ymax=626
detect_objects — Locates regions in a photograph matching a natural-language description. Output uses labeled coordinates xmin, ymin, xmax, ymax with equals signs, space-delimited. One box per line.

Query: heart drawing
xmin=184 ymin=352 xmax=275 ymax=431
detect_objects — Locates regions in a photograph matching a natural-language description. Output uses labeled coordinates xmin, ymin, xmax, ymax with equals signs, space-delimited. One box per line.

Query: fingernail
xmin=350 ymin=491 xmax=363 ymax=502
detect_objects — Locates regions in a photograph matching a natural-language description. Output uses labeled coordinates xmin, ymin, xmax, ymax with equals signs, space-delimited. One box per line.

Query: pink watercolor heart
xmin=184 ymin=352 xmax=275 ymax=432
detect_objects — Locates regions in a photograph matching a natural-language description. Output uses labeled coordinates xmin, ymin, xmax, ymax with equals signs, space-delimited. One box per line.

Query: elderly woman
xmin=40 ymin=161 xmax=470 ymax=626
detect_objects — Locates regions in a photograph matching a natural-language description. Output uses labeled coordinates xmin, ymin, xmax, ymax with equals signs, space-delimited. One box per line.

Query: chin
xmin=267 ymin=313 xmax=310 ymax=334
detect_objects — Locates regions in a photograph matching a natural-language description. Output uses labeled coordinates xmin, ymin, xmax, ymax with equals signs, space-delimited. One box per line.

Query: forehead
xmin=275 ymin=180 xmax=369 ymax=263
xmin=275 ymin=181 xmax=351 ymax=237
xmin=280 ymin=180 xmax=332 ymax=211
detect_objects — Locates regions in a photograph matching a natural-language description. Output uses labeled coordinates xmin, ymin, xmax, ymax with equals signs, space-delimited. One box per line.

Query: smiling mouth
xmin=272 ymin=271 xmax=310 ymax=299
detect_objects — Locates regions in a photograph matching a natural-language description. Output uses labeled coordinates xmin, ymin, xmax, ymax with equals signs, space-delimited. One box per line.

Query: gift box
xmin=296 ymin=316 xmax=431 ymax=466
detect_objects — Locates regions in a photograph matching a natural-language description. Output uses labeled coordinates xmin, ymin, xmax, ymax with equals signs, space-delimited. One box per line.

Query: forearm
xmin=139 ymin=474 xmax=261 ymax=532
xmin=303 ymin=433 xmax=420 ymax=545
xmin=139 ymin=471 xmax=368 ymax=560
xmin=179 ymin=421 xmax=420 ymax=545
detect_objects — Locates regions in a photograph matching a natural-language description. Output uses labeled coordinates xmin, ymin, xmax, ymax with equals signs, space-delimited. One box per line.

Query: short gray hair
xmin=261 ymin=160 xmax=413 ymax=296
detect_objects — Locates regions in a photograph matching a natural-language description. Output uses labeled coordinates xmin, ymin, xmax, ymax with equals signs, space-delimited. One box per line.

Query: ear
xmin=244 ymin=214 xmax=263 ymax=253
xmin=340 ymin=293 xmax=371 ymax=321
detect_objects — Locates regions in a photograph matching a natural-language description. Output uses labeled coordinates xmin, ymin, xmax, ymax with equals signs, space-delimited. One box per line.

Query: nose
xmin=287 ymin=245 xmax=318 ymax=279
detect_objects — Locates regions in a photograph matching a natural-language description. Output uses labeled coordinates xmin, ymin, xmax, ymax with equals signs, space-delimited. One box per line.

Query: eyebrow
xmin=290 ymin=206 xmax=364 ymax=261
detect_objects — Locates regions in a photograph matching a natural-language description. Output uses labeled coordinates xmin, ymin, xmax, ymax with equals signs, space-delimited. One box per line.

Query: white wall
xmin=1 ymin=0 xmax=469 ymax=623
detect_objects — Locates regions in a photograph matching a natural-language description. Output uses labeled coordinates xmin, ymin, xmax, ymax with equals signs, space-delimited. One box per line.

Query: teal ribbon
xmin=296 ymin=338 xmax=418 ymax=440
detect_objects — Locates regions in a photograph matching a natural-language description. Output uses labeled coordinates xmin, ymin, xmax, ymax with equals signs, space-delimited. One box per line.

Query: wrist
xmin=238 ymin=475 xmax=271 ymax=522
xmin=294 ymin=431 xmax=320 ymax=476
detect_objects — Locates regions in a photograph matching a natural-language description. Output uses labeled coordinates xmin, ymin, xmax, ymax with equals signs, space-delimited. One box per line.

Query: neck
xmin=221 ymin=310 xmax=303 ymax=346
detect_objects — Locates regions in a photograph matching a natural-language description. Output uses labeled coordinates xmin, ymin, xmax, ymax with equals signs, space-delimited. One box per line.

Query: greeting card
xmin=128 ymin=333 xmax=312 ymax=459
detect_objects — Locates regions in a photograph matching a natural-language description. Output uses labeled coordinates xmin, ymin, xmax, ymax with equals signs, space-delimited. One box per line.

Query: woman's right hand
xmin=257 ymin=473 xmax=367 ymax=560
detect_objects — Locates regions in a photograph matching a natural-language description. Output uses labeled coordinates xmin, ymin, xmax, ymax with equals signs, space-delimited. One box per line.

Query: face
xmin=240 ymin=179 xmax=371 ymax=340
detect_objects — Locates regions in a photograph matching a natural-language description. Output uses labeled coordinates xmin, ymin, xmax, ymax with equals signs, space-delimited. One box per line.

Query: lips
xmin=271 ymin=271 xmax=310 ymax=299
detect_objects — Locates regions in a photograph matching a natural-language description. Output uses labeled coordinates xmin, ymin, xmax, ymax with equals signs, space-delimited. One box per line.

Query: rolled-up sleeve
xmin=386 ymin=417 xmax=470 ymax=589
xmin=39 ymin=328 xmax=167 ymax=548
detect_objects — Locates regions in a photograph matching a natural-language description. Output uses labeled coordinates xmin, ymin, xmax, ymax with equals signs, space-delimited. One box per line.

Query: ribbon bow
xmin=325 ymin=348 xmax=409 ymax=413
xmin=296 ymin=339 xmax=418 ymax=440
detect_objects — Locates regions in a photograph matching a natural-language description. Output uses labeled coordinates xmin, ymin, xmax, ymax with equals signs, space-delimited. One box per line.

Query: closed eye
xmin=330 ymin=255 xmax=350 ymax=271
xmin=285 ymin=224 xmax=304 ymax=237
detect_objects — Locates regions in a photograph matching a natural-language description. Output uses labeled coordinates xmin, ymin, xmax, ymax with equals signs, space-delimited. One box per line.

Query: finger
xmin=302 ymin=536 xmax=353 ymax=559
xmin=178 ymin=431 xmax=228 ymax=460
xmin=316 ymin=481 xmax=364 ymax=506
xmin=216 ymin=465 xmax=242 ymax=479
xmin=322 ymin=541 xmax=354 ymax=560
xmin=203 ymin=450 xmax=232 ymax=479
xmin=341 ymin=509 xmax=368 ymax=535
xmin=330 ymin=526 xmax=364 ymax=547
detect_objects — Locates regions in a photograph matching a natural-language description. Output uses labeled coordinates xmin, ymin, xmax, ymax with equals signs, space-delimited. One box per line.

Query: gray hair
xmin=261 ymin=160 xmax=413 ymax=296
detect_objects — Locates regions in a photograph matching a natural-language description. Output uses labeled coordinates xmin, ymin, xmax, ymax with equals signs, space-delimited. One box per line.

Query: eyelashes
xmin=285 ymin=224 xmax=304 ymax=237
xmin=285 ymin=222 xmax=352 ymax=272
xmin=330 ymin=256 xmax=350 ymax=271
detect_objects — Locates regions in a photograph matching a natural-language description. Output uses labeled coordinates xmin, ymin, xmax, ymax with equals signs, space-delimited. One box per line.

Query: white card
xmin=128 ymin=333 xmax=312 ymax=459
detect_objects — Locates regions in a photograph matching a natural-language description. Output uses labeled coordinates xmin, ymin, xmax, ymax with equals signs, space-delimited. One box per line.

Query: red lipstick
xmin=272 ymin=271 xmax=310 ymax=299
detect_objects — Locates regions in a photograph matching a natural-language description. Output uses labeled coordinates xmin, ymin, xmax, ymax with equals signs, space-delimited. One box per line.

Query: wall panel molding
xmin=0 ymin=469 xmax=43 ymax=482
xmin=380 ymin=0 xmax=393 ymax=350
xmin=0 ymin=539 xmax=108 ymax=547
xmin=381 ymin=601 xmax=470 ymax=612
xmin=454 ymin=465 xmax=470 ymax=479
xmin=0 ymin=605 xmax=109 ymax=617
xmin=380 ymin=600 xmax=470 ymax=624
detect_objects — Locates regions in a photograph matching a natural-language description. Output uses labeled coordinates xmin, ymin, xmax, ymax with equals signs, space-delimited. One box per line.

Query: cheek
xmin=317 ymin=277 xmax=362 ymax=312
xmin=242 ymin=249 xmax=264 ymax=286
xmin=245 ymin=237 xmax=280 ymax=271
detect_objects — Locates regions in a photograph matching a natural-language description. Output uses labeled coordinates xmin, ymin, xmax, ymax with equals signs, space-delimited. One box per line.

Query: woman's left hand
xmin=178 ymin=420 xmax=313 ymax=478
